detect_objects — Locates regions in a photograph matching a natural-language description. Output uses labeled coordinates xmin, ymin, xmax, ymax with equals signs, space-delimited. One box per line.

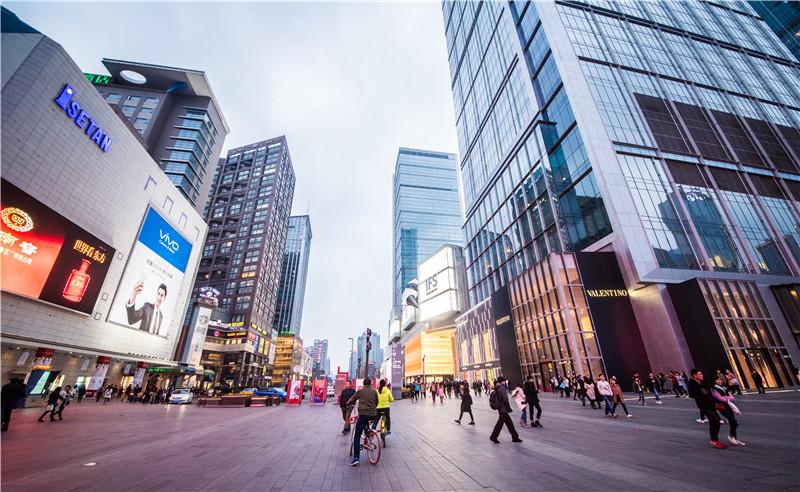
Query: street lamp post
xmin=422 ymin=354 xmax=426 ymax=386
xmin=348 ymin=337 xmax=354 ymax=381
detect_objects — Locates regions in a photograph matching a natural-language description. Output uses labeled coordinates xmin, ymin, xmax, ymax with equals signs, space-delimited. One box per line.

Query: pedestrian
xmin=346 ymin=378 xmax=378 ymax=466
xmin=633 ymin=374 xmax=646 ymax=406
xmin=437 ymin=384 xmax=445 ymax=404
xmin=678 ymin=372 xmax=689 ymax=397
xmin=610 ymin=376 xmax=632 ymax=418
xmin=585 ymin=376 xmax=598 ymax=409
xmin=1 ymin=377 xmax=27 ymax=432
xmin=597 ymin=374 xmax=615 ymax=417
xmin=454 ymin=384 xmax=475 ymax=425
xmin=751 ymin=371 xmax=765 ymax=394
xmin=376 ymin=379 xmax=394 ymax=435
xmin=647 ymin=372 xmax=663 ymax=404
xmin=54 ymin=385 xmax=73 ymax=420
xmin=576 ymin=375 xmax=586 ymax=406
xmin=688 ymin=369 xmax=727 ymax=449
xmin=669 ymin=372 xmax=681 ymax=398
xmin=103 ymin=386 xmax=113 ymax=404
xmin=523 ymin=375 xmax=543 ymax=427
xmin=510 ymin=384 xmax=528 ymax=427
xmin=76 ymin=384 xmax=86 ymax=403
xmin=340 ymin=381 xmax=356 ymax=434
xmin=712 ymin=375 xmax=745 ymax=446
xmin=725 ymin=370 xmax=742 ymax=396
xmin=37 ymin=386 xmax=64 ymax=423
xmin=489 ymin=377 xmax=522 ymax=443
xmin=95 ymin=386 xmax=104 ymax=402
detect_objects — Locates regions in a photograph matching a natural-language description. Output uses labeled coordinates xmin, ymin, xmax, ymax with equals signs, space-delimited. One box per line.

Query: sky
xmin=7 ymin=1 xmax=459 ymax=373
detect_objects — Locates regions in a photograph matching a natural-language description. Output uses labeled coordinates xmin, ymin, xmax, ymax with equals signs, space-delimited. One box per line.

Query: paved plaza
xmin=2 ymin=390 xmax=798 ymax=491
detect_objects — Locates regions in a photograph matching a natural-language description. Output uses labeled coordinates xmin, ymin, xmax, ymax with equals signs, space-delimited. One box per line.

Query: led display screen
xmin=0 ymin=179 xmax=115 ymax=314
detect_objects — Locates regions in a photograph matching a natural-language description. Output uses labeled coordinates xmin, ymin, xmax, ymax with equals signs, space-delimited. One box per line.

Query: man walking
xmin=339 ymin=381 xmax=356 ymax=434
xmin=523 ymin=375 xmax=542 ymax=427
xmin=489 ymin=377 xmax=522 ymax=443
xmin=597 ymin=374 xmax=615 ymax=417
xmin=752 ymin=371 xmax=766 ymax=394
xmin=688 ymin=369 xmax=727 ymax=449
xmin=1 ymin=377 xmax=27 ymax=432
xmin=346 ymin=378 xmax=378 ymax=466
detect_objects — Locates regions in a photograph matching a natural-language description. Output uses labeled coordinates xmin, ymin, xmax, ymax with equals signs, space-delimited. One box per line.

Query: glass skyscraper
xmin=273 ymin=215 xmax=312 ymax=335
xmin=392 ymin=148 xmax=464 ymax=311
xmin=749 ymin=1 xmax=800 ymax=61
xmin=443 ymin=0 xmax=800 ymax=389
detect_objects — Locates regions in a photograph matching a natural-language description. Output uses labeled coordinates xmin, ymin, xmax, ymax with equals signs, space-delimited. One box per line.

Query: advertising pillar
xmin=312 ymin=379 xmax=327 ymax=404
xmin=24 ymin=348 xmax=56 ymax=400
xmin=391 ymin=343 xmax=405 ymax=399
xmin=86 ymin=356 xmax=111 ymax=397
xmin=132 ymin=362 xmax=148 ymax=388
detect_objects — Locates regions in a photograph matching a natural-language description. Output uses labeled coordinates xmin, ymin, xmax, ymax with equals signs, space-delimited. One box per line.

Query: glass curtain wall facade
xmin=273 ymin=215 xmax=312 ymax=335
xmin=194 ymin=136 xmax=296 ymax=386
xmin=392 ymin=148 xmax=464 ymax=311
xmin=748 ymin=1 xmax=800 ymax=61
xmin=443 ymin=0 xmax=800 ymax=387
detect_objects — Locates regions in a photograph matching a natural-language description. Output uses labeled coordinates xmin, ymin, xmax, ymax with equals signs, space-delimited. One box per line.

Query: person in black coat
xmin=37 ymin=386 xmax=64 ymax=423
xmin=1 ymin=377 xmax=28 ymax=431
xmin=454 ymin=384 xmax=474 ymax=424
xmin=523 ymin=375 xmax=543 ymax=427
xmin=339 ymin=381 xmax=356 ymax=434
xmin=489 ymin=378 xmax=522 ymax=443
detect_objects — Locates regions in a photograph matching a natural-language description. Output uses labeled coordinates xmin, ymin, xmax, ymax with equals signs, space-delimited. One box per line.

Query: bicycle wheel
xmin=380 ymin=419 xmax=387 ymax=447
xmin=364 ymin=431 xmax=381 ymax=465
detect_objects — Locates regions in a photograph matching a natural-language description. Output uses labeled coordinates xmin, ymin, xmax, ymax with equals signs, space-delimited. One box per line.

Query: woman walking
xmin=633 ymin=374 xmax=646 ymax=406
xmin=454 ymin=384 xmax=475 ymax=424
xmin=437 ymin=384 xmax=445 ymax=404
xmin=712 ymin=375 xmax=745 ymax=446
xmin=597 ymin=374 xmax=614 ymax=417
xmin=510 ymin=384 xmax=528 ymax=427
xmin=610 ymin=376 xmax=632 ymax=418
xmin=37 ymin=387 xmax=64 ymax=422
xmin=584 ymin=377 xmax=598 ymax=409
xmin=725 ymin=370 xmax=742 ymax=396
xmin=647 ymin=372 xmax=663 ymax=405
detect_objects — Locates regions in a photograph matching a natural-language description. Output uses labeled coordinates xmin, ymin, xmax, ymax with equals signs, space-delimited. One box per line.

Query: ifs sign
xmin=54 ymin=84 xmax=112 ymax=152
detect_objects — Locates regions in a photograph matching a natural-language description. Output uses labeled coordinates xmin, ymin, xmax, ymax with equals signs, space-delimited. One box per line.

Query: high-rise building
xmin=196 ymin=136 xmax=296 ymax=387
xmin=392 ymin=148 xmax=463 ymax=313
xmin=749 ymin=1 xmax=800 ymax=61
xmin=272 ymin=333 xmax=304 ymax=387
xmin=309 ymin=339 xmax=330 ymax=378
xmin=349 ymin=331 xmax=383 ymax=379
xmin=442 ymin=1 xmax=800 ymax=389
xmin=273 ymin=215 xmax=312 ymax=335
xmin=88 ymin=59 xmax=229 ymax=212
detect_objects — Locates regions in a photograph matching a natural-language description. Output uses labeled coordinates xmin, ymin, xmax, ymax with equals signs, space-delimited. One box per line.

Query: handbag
xmin=714 ymin=402 xmax=726 ymax=411
xmin=728 ymin=401 xmax=741 ymax=416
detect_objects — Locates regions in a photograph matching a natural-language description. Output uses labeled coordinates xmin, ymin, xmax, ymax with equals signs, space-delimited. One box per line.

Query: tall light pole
xmin=422 ymin=354 xmax=426 ymax=386
xmin=364 ymin=328 xmax=372 ymax=379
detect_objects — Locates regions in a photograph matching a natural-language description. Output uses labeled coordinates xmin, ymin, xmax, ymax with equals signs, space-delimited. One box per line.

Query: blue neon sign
xmin=54 ymin=84 xmax=112 ymax=153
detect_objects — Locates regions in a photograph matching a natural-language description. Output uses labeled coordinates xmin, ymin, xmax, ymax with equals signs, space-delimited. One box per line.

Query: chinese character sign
xmin=0 ymin=179 xmax=115 ymax=314
xmin=107 ymin=208 xmax=192 ymax=337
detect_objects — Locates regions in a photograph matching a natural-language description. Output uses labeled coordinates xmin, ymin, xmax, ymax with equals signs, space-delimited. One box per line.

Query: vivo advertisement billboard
xmin=107 ymin=208 xmax=192 ymax=337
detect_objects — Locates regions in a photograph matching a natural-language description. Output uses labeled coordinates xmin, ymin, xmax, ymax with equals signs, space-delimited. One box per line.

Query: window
xmin=122 ymin=95 xmax=140 ymax=106
xmin=142 ymin=97 xmax=159 ymax=108
xmin=107 ymin=93 xmax=121 ymax=105
xmin=121 ymin=106 xmax=135 ymax=117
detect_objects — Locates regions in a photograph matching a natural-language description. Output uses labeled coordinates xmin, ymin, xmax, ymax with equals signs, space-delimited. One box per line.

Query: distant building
xmin=349 ymin=331 xmax=383 ymax=380
xmin=749 ymin=1 xmax=800 ymax=60
xmin=89 ymin=59 xmax=229 ymax=212
xmin=273 ymin=216 xmax=312 ymax=335
xmin=309 ymin=339 xmax=330 ymax=379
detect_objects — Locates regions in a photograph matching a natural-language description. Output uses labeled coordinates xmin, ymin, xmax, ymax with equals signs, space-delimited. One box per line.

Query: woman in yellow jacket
xmin=376 ymin=379 xmax=394 ymax=435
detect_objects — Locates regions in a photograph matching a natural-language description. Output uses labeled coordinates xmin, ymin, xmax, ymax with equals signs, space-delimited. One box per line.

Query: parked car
xmin=327 ymin=386 xmax=336 ymax=398
xmin=239 ymin=387 xmax=259 ymax=396
xmin=259 ymin=387 xmax=287 ymax=401
xmin=169 ymin=388 xmax=193 ymax=405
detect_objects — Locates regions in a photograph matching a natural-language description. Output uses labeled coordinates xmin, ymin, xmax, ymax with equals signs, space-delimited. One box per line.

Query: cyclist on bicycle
xmin=375 ymin=379 xmax=394 ymax=435
xmin=346 ymin=377 xmax=378 ymax=466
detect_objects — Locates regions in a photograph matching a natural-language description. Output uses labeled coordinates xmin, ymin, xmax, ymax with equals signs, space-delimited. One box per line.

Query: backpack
xmin=489 ymin=389 xmax=499 ymax=410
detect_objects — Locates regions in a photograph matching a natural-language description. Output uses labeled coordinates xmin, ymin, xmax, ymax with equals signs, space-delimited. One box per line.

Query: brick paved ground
xmin=2 ymin=390 xmax=798 ymax=491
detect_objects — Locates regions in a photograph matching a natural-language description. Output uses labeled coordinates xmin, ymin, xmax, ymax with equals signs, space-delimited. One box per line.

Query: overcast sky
xmin=8 ymin=2 xmax=458 ymax=373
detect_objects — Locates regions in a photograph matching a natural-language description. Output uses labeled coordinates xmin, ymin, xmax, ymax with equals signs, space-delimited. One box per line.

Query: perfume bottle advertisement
xmin=1 ymin=178 xmax=115 ymax=314
xmin=107 ymin=207 xmax=193 ymax=337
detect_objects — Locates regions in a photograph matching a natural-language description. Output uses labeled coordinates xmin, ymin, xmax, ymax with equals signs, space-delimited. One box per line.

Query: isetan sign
xmin=586 ymin=289 xmax=628 ymax=298
xmin=54 ymin=84 xmax=112 ymax=152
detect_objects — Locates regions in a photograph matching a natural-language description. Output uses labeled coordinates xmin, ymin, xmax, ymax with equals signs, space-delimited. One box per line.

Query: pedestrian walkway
xmin=2 ymin=391 xmax=798 ymax=491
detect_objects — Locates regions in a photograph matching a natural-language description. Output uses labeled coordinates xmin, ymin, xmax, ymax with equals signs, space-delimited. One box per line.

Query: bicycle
xmin=348 ymin=410 xmax=381 ymax=465
xmin=372 ymin=412 xmax=388 ymax=447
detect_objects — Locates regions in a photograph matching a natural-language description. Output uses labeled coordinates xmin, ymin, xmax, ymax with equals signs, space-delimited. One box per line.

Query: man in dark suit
xmin=126 ymin=282 xmax=167 ymax=334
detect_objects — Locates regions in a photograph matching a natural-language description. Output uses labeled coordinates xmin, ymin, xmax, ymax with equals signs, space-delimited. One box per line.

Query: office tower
xmin=273 ymin=215 xmax=312 ymax=335
xmin=309 ymin=339 xmax=330 ymax=378
xmin=442 ymin=1 xmax=800 ymax=389
xmin=392 ymin=148 xmax=463 ymax=313
xmin=749 ymin=1 xmax=800 ymax=61
xmin=88 ymin=59 xmax=229 ymax=212
xmin=349 ymin=331 xmax=383 ymax=379
xmin=196 ymin=136 xmax=296 ymax=387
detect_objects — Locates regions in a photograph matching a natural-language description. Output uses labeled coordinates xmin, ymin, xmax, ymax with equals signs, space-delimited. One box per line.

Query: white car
xmin=169 ymin=388 xmax=193 ymax=405
xmin=327 ymin=385 xmax=336 ymax=398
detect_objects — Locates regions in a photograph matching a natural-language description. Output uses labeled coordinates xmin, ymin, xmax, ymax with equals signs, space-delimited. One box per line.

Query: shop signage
xmin=54 ymin=84 xmax=112 ymax=152
xmin=107 ymin=208 xmax=192 ymax=337
xmin=586 ymin=289 xmax=628 ymax=298
xmin=495 ymin=315 xmax=511 ymax=326
xmin=0 ymin=179 xmax=115 ymax=314
xmin=198 ymin=286 xmax=220 ymax=306
xmin=84 ymin=73 xmax=112 ymax=85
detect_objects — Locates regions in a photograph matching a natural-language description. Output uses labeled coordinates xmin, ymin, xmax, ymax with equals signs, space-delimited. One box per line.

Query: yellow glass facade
xmin=272 ymin=334 xmax=303 ymax=387
xmin=403 ymin=329 xmax=457 ymax=382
